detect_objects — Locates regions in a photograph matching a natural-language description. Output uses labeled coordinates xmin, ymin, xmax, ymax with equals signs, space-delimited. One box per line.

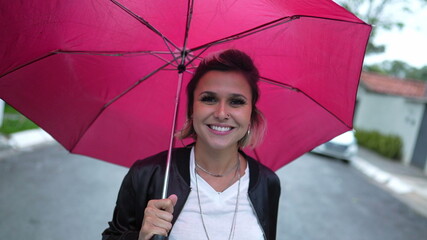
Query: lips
xmin=208 ymin=124 xmax=233 ymax=132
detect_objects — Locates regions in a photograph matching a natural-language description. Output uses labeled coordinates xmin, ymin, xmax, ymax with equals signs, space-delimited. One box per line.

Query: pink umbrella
xmin=0 ymin=0 xmax=371 ymax=173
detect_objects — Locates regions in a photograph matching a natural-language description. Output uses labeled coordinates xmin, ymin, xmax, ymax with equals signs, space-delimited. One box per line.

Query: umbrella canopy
xmin=0 ymin=0 xmax=371 ymax=171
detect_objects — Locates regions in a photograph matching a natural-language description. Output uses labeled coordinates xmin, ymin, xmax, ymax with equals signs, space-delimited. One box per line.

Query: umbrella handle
xmin=151 ymin=235 xmax=167 ymax=240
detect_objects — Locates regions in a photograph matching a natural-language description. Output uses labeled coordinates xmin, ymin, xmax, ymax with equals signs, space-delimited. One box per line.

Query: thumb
xmin=168 ymin=194 xmax=178 ymax=207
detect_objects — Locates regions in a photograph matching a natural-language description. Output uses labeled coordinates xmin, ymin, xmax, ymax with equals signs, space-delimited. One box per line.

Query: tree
xmin=364 ymin=60 xmax=427 ymax=81
xmin=407 ymin=66 xmax=427 ymax=81
xmin=335 ymin=0 xmax=427 ymax=55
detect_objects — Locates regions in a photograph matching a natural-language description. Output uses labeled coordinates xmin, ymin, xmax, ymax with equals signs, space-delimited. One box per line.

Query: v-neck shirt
xmin=169 ymin=147 xmax=264 ymax=240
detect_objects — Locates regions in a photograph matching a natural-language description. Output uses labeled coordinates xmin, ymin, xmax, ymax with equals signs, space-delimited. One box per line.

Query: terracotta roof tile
xmin=360 ymin=72 xmax=427 ymax=98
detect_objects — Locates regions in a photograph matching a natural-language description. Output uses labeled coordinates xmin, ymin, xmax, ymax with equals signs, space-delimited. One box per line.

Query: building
xmin=355 ymin=72 xmax=427 ymax=173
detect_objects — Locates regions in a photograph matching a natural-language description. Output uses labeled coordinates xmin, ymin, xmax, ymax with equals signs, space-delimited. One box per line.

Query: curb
xmin=1 ymin=129 xmax=55 ymax=150
xmin=352 ymin=156 xmax=427 ymax=218
xmin=352 ymin=157 xmax=413 ymax=194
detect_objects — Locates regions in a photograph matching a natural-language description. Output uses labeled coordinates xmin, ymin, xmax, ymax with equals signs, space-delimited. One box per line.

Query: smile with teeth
xmin=208 ymin=125 xmax=233 ymax=132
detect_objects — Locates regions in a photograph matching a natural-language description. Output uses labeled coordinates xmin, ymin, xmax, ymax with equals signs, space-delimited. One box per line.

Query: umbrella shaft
xmin=162 ymin=72 xmax=184 ymax=199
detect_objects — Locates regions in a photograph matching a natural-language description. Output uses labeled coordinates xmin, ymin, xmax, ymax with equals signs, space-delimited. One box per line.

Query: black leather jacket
xmin=102 ymin=146 xmax=281 ymax=240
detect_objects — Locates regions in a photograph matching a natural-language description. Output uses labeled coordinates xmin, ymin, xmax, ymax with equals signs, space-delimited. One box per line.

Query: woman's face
xmin=192 ymin=70 xmax=252 ymax=151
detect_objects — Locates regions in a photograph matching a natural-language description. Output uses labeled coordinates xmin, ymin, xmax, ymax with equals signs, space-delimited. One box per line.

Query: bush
xmin=355 ymin=129 xmax=402 ymax=160
xmin=0 ymin=104 xmax=39 ymax=135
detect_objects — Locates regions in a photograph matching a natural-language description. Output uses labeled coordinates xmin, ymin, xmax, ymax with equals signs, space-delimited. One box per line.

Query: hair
xmin=178 ymin=49 xmax=266 ymax=148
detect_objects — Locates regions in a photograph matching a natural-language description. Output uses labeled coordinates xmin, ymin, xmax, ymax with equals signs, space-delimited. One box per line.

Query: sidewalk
xmin=352 ymin=147 xmax=427 ymax=218
xmin=1 ymin=129 xmax=427 ymax=218
xmin=0 ymin=129 xmax=55 ymax=158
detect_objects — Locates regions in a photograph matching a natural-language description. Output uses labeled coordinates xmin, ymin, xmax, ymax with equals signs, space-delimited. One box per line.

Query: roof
xmin=360 ymin=72 xmax=427 ymax=99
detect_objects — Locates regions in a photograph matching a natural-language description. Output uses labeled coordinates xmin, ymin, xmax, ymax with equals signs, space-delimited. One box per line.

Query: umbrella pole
xmin=150 ymin=71 xmax=184 ymax=240
xmin=161 ymin=71 xmax=185 ymax=199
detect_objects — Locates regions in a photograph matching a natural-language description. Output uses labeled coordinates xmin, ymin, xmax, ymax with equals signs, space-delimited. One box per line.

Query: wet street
xmin=277 ymin=153 xmax=427 ymax=240
xmin=1 ymin=143 xmax=427 ymax=240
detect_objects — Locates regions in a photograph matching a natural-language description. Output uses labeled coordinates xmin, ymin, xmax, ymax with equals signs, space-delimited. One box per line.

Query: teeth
xmin=210 ymin=125 xmax=231 ymax=132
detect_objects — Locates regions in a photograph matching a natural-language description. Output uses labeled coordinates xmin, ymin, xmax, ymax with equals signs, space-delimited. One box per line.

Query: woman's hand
xmin=138 ymin=194 xmax=178 ymax=240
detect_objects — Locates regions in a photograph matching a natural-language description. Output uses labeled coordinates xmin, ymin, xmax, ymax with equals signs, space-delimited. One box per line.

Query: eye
xmin=229 ymin=97 xmax=247 ymax=107
xmin=200 ymin=95 xmax=217 ymax=104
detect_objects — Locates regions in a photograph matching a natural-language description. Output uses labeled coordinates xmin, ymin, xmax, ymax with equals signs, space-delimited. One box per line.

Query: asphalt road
xmin=1 ymin=143 xmax=426 ymax=240
xmin=277 ymin=153 xmax=427 ymax=240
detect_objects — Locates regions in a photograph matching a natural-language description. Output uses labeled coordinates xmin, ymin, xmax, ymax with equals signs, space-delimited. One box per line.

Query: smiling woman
xmin=180 ymin=50 xmax=266 ymax=149
xmin=102 ymin=49 xmax=281 ymax=240
xmin=191 ymin=71 xmax=253 ymax=151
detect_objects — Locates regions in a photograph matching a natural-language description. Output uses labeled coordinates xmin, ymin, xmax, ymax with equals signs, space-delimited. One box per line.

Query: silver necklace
xmin=195 ymin=155 xmax=241 ymax=240
xmin=195 ymin=157 xmax=239 ymax=177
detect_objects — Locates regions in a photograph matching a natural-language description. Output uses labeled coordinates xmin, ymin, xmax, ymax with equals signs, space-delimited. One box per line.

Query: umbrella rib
xmin=110 ymin=0 xmax=180 ymax=52
xmin=191 ymin=14 xmax=368 ymax=52
xmin=103 ymin=59 xmax=178 ymax=109
xmin=259 ymin=77 xmax=299 ymax=92
xmin=260 ymin=77 xmax=351 ymax=129
xmin=301 ymin=14 xmax=371 ymax=25
xmin=56 ymin=50 xmax=181 ymax=70
xmin=191 ymin=16 xmax=299 ymax=52
xmin=162 ymin=37 xmax=181 ymax=67
xmin=0 ymin=50 xmax=175 ymax=78
xmin=55 ymin=50 xmax=172 ymax=57
xmin=184 ymin=46 xmax=211 ymax=68
xmin=187 ymin=55 xmax=199 ymax=69
xmin=179 ymin=0 xmax=195 ymax=67
xmin=70 ymin=58 xmax=179 ymax=152
xmin=0 ymin=52 xmax=55 ymax=78
xmin=149 ymin=52 xmax=180 ymax=67
xmin=300 ymin=88 xmax=352 ymax=129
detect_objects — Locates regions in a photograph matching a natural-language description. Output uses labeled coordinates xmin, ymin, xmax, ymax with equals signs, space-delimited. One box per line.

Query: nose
xmin=214 ymin=101 xmax=229 ymax=120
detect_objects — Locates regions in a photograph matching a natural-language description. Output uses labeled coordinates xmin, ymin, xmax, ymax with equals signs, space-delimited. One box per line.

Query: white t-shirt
xmin=169 ymin=147 xmax=264 ymax=240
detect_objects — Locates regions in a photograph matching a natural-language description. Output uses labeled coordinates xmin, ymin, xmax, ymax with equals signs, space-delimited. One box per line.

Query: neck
xmin=194 ymin=143 xmax=239 ymax=173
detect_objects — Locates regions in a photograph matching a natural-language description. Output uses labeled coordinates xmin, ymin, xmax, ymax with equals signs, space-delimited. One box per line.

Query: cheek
xmin=192 ymin=103 xmax=205 ymax=119
xmin=237 ymin=108 xmax=252 ymax=126
xmin=191 ymin=104 xmax=207 ymax=130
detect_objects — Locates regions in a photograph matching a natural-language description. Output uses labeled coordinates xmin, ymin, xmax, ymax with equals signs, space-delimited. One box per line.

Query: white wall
xmin=0 ymin=99 xmax=4 ymax=128
xmin=355 ymin=89 xmax=425 ymax=164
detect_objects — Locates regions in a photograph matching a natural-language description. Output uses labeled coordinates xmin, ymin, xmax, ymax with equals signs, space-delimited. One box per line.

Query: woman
xmin=102 ymin=49 xmax=281 ymax=240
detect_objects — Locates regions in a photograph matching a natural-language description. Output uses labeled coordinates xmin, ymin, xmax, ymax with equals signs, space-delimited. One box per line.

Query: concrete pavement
xmin=1 ymin=128 xmax=427 ymax=218
xmin=0 ymin=129 xmax=55 ymax=159
xmin=352 ymin=147 xmax=427 ymax=218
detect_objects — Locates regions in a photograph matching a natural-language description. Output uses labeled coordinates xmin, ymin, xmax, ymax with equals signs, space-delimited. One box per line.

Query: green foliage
xmin=365 ymin=42 xmax=385 ymax=55
xmin=364 ymin=60 xmax=427 ymax=81
xmin=355 ymin=129 xmax=403 ymax=160
xmin=335 ymin=0 xmax=427 ymax=56
xmin=0 ymin=104 xmax=39 ymax=135
xmin=407 ymin=66 xmax=427 ymax=81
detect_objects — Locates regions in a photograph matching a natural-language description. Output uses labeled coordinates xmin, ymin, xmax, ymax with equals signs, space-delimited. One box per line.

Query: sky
xmin=363 ymin=1 xmax=427 ymax=68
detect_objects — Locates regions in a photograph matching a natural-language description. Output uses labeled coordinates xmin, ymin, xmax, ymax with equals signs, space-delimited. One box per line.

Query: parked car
xmin=311 ymin=130 xmax=358 ymax=162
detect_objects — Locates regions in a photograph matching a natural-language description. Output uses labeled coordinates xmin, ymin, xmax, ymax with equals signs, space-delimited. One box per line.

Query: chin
xmin=196 ymin=130 xmax=245 ymax=151
xmin=204 ymin=139 xmax=240 ymax=151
